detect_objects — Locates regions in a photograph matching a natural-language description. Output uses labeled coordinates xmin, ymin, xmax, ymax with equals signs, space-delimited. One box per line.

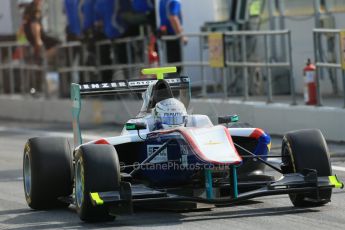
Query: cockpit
xmin=148 ymin=80 xmax=174 ymax=109
xmin=139 ymin=78 xmax=190 ymax=116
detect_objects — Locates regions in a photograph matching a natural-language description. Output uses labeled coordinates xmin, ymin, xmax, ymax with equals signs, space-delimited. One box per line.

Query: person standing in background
xmin=94 ymin=0 xmax=127 ymax=40
xmin=131 ymin=0 xmax=157 ymax=69
xmin=132 ymin=0 xmax=154 ymax=13
xmin=159 ymin=0 xmax=187 ymax=74
xmin=80 ymin=0 xmax=100 ymax=66
xmin=23 ymin=0 xmax=60 ymax=62
xmin=64 ymin=0 xmax=82 ymax=41
xmin=23 ymin=0 xmax=60 ymax=94
xmin=81 ymin=0 xmax=99 ymax=34
xmin=131 ymin=0 xmax=156 ymax=33
xmin=62 ymin=0 xmax=84 ymax=97
xmin=64 ymin=0 xmax=99 ymax=40
xmin=94 ymin=0 xmax=129 ymax=81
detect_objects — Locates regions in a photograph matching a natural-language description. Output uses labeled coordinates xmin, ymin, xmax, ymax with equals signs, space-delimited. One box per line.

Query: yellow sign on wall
xmin=340 ymin=31 xmax=345 ymax=70
xmin=208 ymin=33 xmax=225 ymax=68
xmin=249 ymin=0 xmax=261 ymax=16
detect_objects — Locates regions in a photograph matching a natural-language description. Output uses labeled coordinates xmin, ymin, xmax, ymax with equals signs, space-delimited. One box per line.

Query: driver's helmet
xmin=153 ymin=98 xmax=187 ymax=129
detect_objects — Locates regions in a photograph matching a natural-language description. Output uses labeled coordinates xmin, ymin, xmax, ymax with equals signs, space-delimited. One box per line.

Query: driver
xmin=153 ymin=98 xmax=187 ymax=130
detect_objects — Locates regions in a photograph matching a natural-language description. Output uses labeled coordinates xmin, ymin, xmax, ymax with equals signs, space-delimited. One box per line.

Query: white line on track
xmin=332 ymin=166 xmax=345 ymax=172
xmin=0 ymin=126 xmax=101 ymax=141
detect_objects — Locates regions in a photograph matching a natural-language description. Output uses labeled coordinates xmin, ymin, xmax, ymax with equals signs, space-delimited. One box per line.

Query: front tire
xmin=23 ymin=137 xmax=73 ymax=209
xmin=74 ymin=144 xmax=120 ymax=222
xmin=281 ymin=129 xmax=332 ymax=207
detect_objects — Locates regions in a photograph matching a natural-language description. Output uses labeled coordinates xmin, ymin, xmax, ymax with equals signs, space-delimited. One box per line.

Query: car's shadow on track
xmin=0 ymin=203 xmax=320 ymax=229
xmin=179 ymin=206 xmax=319 ymax=223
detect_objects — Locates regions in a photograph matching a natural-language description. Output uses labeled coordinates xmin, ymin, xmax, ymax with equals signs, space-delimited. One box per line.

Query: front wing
xmin=87 ymin=172 xmax=343 ymax=214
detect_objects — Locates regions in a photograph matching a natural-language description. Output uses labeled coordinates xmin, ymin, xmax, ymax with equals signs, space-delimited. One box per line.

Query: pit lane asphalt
xmin=0 ymin=120 xmax=345 ymax=230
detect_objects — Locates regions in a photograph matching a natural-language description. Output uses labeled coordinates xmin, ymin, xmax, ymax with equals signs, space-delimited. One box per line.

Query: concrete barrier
xmin=190 ymin=99 xmax=345 ymax=142
xmin=0 ymin=96 xmax=344 ymax=142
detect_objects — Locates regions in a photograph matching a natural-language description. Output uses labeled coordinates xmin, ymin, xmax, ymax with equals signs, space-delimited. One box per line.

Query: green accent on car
xmin=126 ymin=124 xmax=137 ymax=130
xmin=90 ymin=192 xmax=104 ymax=205
xmin=231 ymin=115 xmax=239 ymax=123
xmin=204 ymin=169 xmax=213 ymax=199
xmin=231 ymin=165 xmax=239 ymax=198
xmin=329 ymin=175 xmax=344 ymax=188
xmin=141 ymin=67 xmax=177 ymax=80
xmin=71 ymin=83 xmax=82 ymax=146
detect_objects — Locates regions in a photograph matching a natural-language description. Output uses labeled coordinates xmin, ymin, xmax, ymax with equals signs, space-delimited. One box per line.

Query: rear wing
xmin=71 ymin=67 xmax=190 ymax=147
xmin=75 ymin=76 xmax=190 ymax=96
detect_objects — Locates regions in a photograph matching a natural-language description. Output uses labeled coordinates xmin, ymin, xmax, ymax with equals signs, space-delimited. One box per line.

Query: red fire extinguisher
xmin=303 ymin=59 xmax=317 ymax=105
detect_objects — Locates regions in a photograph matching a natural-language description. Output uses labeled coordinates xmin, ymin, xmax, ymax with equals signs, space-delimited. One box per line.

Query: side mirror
xmin=218 ymin=115 xmax=239 ymax=124
xmin=125 ymin=122 xmax=147 ymax=131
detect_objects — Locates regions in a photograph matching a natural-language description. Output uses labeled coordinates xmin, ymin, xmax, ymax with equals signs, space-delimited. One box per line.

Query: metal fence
xmin=0 ymin=35 xmax=148 ymax=97
xmin=160 ymin=30 xmax=295 ymax=104
xmin=225 ymin=30 xmax=294 ymax=104
xmin=0 ymin=42 xmax=48 ymax=95
xmin=313 ymin=28 xmax=345 ymax=108
xmin=0 ymin=30 xmax=296 ymax=106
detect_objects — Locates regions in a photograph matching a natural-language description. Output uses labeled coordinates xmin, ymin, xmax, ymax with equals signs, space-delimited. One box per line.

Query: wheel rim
xmin=282 ymin=142 xmax=299 ymax=201
xmin=282 ymin=143 xmax=295 ymax=173
xmin=75 ymin=159 xmax=84 ymax=208
xmin=23 ymin=152 xmax=31 ymax=197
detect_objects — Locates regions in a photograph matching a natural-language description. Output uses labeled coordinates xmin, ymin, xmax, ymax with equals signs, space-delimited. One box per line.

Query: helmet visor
xmin=159 ymin=115 xmax=186 ymax=126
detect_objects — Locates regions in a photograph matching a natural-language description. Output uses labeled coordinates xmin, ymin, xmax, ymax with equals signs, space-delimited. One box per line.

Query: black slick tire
xmin=281 ymin=129 xmax=332 ymax=207
xmin=74 ymin=144 xmax=120 ymax=222
xmin=23 ymin=137 xmax=73 ymax=209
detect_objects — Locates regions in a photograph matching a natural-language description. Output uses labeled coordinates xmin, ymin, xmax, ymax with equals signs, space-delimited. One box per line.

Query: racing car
xmin=23 ymin=67 xmax=343 ymax=222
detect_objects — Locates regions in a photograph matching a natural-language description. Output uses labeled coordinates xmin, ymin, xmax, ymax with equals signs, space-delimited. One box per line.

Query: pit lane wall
xmin=0 ymin=96 xmax=344 ymax=142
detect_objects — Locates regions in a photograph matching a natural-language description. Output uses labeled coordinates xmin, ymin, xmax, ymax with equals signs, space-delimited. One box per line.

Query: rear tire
xmin=74 ymin=144 xmax=120 ymax=222
xmin=281 ymin=129 xmax=332 ymax=207
xmin=23 ymin=137 xmax=73 ymax=209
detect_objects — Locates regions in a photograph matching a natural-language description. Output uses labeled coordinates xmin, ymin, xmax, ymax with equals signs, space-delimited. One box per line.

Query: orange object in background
xmin=12 ymin=25 xmax=27 ymax=63
xmin=12 ymin=47 xmax=24 ymax=61
xmin=303 ymin=59 xmax=317 ymax=105
xmin=141 ymin=34 xmax=160 ymax=79
xmin=148 ymin=34 xmax=159 ymax=67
